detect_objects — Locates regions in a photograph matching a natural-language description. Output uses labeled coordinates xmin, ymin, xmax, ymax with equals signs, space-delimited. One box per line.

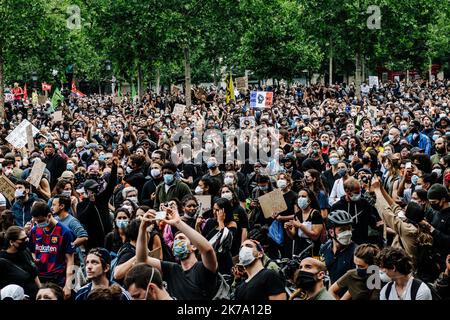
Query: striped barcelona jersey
xmin=29 ymin=222 xmax=75 ymax=278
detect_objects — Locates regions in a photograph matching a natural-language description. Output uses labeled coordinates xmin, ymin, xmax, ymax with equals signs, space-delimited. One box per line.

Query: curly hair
xmin=376 ymin=247 xmax=413 ymax=275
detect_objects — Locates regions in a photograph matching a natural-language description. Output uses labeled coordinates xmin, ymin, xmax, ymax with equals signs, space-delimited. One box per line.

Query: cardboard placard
xmin=26 ymin=124 xmax=34 ymax=152
xmin=148 ymin=246 xmax=162 ymax=259
xmin=250 ymin=91 xmax=273 ymax=109
xmin=236 ymin=76 xmax=248 ymax=92
xmin=368 ymin=105 xmax=377 ymax=119
xmin=173 ymin=104 xmax=186 ymax=117
xmin=258 ymin=188 xmax=288 ymax=219
xmin=195 ymin=195 xmax=211 ymax=212
xmin=27 ymin=159 xmax=46 ymax=188
xmin=5 ymin=120 xmax=39 ymax=149
xmin=113 ymin=96 xmax=122 ymax=104
xmin=38 ymin=95 xmax=47 ymax=105
xmin=0 ymin=175 xmax=17 ymax=202
xmin=240 ymin=116 xmax=256 ymax=129
xmin=369 ymin=76 xmax=379 ymax=88
xmin=52 ymin=110 xmax=63 ymax=123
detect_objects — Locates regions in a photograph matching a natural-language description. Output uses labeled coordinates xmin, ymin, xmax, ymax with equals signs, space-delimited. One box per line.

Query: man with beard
xmin=43 ymin=142 xmax=67 ymax=189
xmin=431 ymin=137 xmax=448 ymax=165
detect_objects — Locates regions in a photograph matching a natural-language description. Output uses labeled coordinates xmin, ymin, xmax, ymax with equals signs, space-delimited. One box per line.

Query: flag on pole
xmin=225 ymin=73 xmax=235 ymax=104
xmin=131 ymin=82 xmax=137 ymax=99
xmin=71 ymin=80 xmax=86 ymax=97
xmin=23 ymin=83 xmax=28 ymax=101
xmin=50 ymin=87 xmax=64 ymax=112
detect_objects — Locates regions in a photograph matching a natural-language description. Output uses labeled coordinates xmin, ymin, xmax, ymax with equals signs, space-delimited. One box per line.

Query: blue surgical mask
xmin=297 ymin=197 xmax=310 ymax=210
xmin=163 ymin=174 xmax=174 ymax=185
xmin=116 ymin=219 xmax=129 ymax=229
xmin=173 ymin=239 xmax=190 ymax=260
xmin=411 ymin=175 xmax=419 ymax=185
xmin=66 ymin=164 xmax=74 ymax=171
xmin=37 ymin=220 xmax=50 ymax=229
xmin=329 ymin=157 xmax=339 ymax=166
xmin=432 ymin=134 xmax=440 ymax=141
xmin=207 ymin=161 xmax=217 ymax=169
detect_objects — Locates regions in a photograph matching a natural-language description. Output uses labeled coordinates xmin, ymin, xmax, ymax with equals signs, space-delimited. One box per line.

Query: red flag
xmin=71 ymin=80 xmax=86 ymax=97
xmin=42 ymin=82 xmax=52 ymax=92
xmin=23 ymin=83 xmax=28 ymax=100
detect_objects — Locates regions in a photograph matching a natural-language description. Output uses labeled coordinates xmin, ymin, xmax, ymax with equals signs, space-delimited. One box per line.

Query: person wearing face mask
xmin=285 ymin=188 xmax=324 ymax=257
xmin=141 ymin=161 xmax=164 ymax=207
xmin=12 ymin=180 xmax=38 ymax=228
xmin=371 ymin=176 xmax=440 ymax=282
xmin=249 ymin=175 xmax=273 ymax=228
xmin=104 ymin=209 xmax=132 ymax=256
xmin=431 ymin=137 xmax=449 ymax=165
xmin=233 ymin=239 xmax=286 ymax=300
xmin=202 ymin=156 xmax=224 ymax=191
xmin=77 ymin=157 xmax=119 ymax=250
xmin=0 ymin=226 xmax=40 ymax=299
xmin=406 ymin=120 xmax=432 ymax=156
xmin=122 ymin=186 xmax=139 ymax=207
xmin=223 ymin=171 xmax=247 ymax=207
xmin=219 ymin=186 xmax=249 ymax=256
xmin=153 ymin=163 xmax=192 ymax=211
xmin=422 ymin=184 xmax=450 ymax=271
xmin=124 ymin=263 xmax=173 ymax=300
xmin=75 ymin=248 xmax=131 ymax=300
xmin=290 ymin=257 xmax=334 ymax=300
xmin=331 ymin=178 xmax=381 ymax=245
xmin=135 ymin=207 xmax=221 ymax=300
xmin=329 ymin=244 xmax=382 ymax=300
xmin=29 ymin=201 xmax=75 ymax=300
xmin=123 ymin=154 xmax=147 ymax=196
xmin=323 ymin=151 xmax=341 ymax=192
xmin=42 ymin=142 xmax=67 ymax=190
xmin=319 ymin=210 xmax=357 ymax=285
xmin=329 ymin=161 xmax=350 ymax=206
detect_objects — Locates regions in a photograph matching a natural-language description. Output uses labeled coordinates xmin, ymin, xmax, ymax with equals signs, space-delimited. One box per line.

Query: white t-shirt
xmin=329 ymin=178 xmax=345 ymax=206
xmin=380 ymin=277 xmax=432 ymax=300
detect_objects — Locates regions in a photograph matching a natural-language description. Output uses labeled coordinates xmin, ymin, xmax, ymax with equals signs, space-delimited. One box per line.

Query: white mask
xmin=336 ymin=230 xmax=352 ymax=246
xmin=239 ymin=246 xmax=256 ymax=266
xmin=194 ymin=186 xmax=203 ymax=195
xmin=379 ymin=271 xmax=392 ymax=283
xmin=224 ymin=177 xmax=234 ymax=186
xmin=221 ymin=192 xmax=233 ymax=201
xmin=150 ymin=169 xmax=161 ymax=178
xmin=75 ymin=140 xmax=84 ymax=148
xmin=276 ymin=179 xmax=287 ymax=189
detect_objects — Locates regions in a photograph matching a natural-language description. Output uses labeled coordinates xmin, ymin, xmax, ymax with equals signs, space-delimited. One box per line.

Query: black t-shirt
xmin=161 ymin=261 xmax=219 ymax=300
xmin=0 ymin=250 xmax=39 ymax=298
xmin=234 ymin=268 xmax=285 ymax=300
xmin=279 ymin=190 xmax=298 ymax=217
xmin=231 ymin=205 xmax=250 ymax=255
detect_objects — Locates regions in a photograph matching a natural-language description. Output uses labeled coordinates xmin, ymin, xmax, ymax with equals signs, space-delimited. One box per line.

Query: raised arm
xmin=135 ymin=211 xmax=162 ymax=273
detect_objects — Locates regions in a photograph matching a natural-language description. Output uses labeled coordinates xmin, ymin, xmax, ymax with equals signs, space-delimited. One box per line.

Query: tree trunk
xmin=184 ymin=45 xmax=192 ymax=108
xmin=213 ymin=59 xmax=217 ymax=86
xmin=137 ymin=64 xmax=142 ymax=102
xmin=329 ymin=42 xmax=333 ymax=86
xmin=355 ymin=53 xmax=362 ymax=96
xmin=362 ymin=56 xmax=366 ymax=83
xmin=0 ymin=51 xmax=4 ymax=118
xmin=429 ymin=58 xmax=432 ymax=82
xmin=156 ymin=68 xmax=160 ymax=95
xmin=406 ymin=69 xmax=410 ymax=85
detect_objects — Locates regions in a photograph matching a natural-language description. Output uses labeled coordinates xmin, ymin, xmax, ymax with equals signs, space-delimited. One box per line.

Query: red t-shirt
xmin=12 ymin=87 xmax=23 ymax=100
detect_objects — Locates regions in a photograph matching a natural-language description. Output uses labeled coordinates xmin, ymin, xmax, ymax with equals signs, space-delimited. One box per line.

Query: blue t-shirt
xmin=319 ymin=240 xmax=356 ymax=284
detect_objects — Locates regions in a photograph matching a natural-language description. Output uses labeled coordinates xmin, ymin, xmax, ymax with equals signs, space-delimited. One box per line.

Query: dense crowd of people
xmin=0 ymin=78 xmax=449 ymax=301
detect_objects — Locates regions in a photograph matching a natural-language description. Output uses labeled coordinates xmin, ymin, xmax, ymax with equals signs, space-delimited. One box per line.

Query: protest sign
xmin=6 ymin=120 xmax=39 ymax=149
xmin=52 ymin=110 xmax=63 ymax=122
xmin=148 ymin=247 xmax=162 ymax=259
xmin=250 ymin=91 xmax=273 ymax=109
xmin=173 ymin=104 xmax=186 ymax=118
xmin=236 ymin=76 xmax=248 ymax=93
xmin=369 ymin=76 xmax=379 ymax=88
xmin=258 ymin=189 xmax=288 ymax=219
xmin=113 ymin=96 xmax=122 ymax=104
xmin=0 ymin=175 xmax=16 ymax=202
xmin=240 ymin=116 xmax=256 ymax=129
xmin=27 ymin=160 xmax=46 ymax=188
xmin=5 ymin=93 xmax=14 ymax=102
xmin=368 ymin=105 xmax=377 ymax=119
xmin=38 ymin=95 xmax=47 ymax=105
xmin=195 ymin=195 xmax=211 ymax=212
xmin=26 ymin=124 xmax=34 ymax=152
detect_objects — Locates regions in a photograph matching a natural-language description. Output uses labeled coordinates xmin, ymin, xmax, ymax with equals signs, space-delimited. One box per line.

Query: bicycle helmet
xmin=327 ymin=210 xmax=353 ymax=229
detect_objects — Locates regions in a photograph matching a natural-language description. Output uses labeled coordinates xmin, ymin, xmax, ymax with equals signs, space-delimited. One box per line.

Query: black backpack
xmin=384 ymin=278 xmax=441 ymax=300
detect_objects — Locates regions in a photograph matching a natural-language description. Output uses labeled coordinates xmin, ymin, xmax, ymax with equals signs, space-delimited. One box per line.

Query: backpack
xmin=211 ymin=272 xmax=231 ymax=300
xmin=384 ymin=278 xmax=441 ymax=300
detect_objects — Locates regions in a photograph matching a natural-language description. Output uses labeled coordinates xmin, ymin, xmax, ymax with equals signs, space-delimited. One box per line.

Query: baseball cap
xmin=88 ymin=247 xmax=111 ymax=266
xmin=60 ymin=171 xmax=75 ymax=180
xmin=1 ymin=285 xmax=28 ymax=300
xmin=84 ymin=179 xmax=100 ymax=191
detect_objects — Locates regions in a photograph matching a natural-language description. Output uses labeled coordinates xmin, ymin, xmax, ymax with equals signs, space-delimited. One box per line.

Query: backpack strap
xmin=410 ymin=278 xmax=422 ymax=301
xmin=385 ymin=281 xmax=394 ymax=300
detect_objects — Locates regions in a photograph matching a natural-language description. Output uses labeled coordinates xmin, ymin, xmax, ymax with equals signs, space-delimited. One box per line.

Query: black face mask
xmin=430 ymin=202 xmax=442 ymax=211
xmin=296 ymin=271 xmax=318 ymax=291
xmin=362 ymin=157 xmax=370 ymax=165
xmin=16 ymin=240 xmax=28 ymax=251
